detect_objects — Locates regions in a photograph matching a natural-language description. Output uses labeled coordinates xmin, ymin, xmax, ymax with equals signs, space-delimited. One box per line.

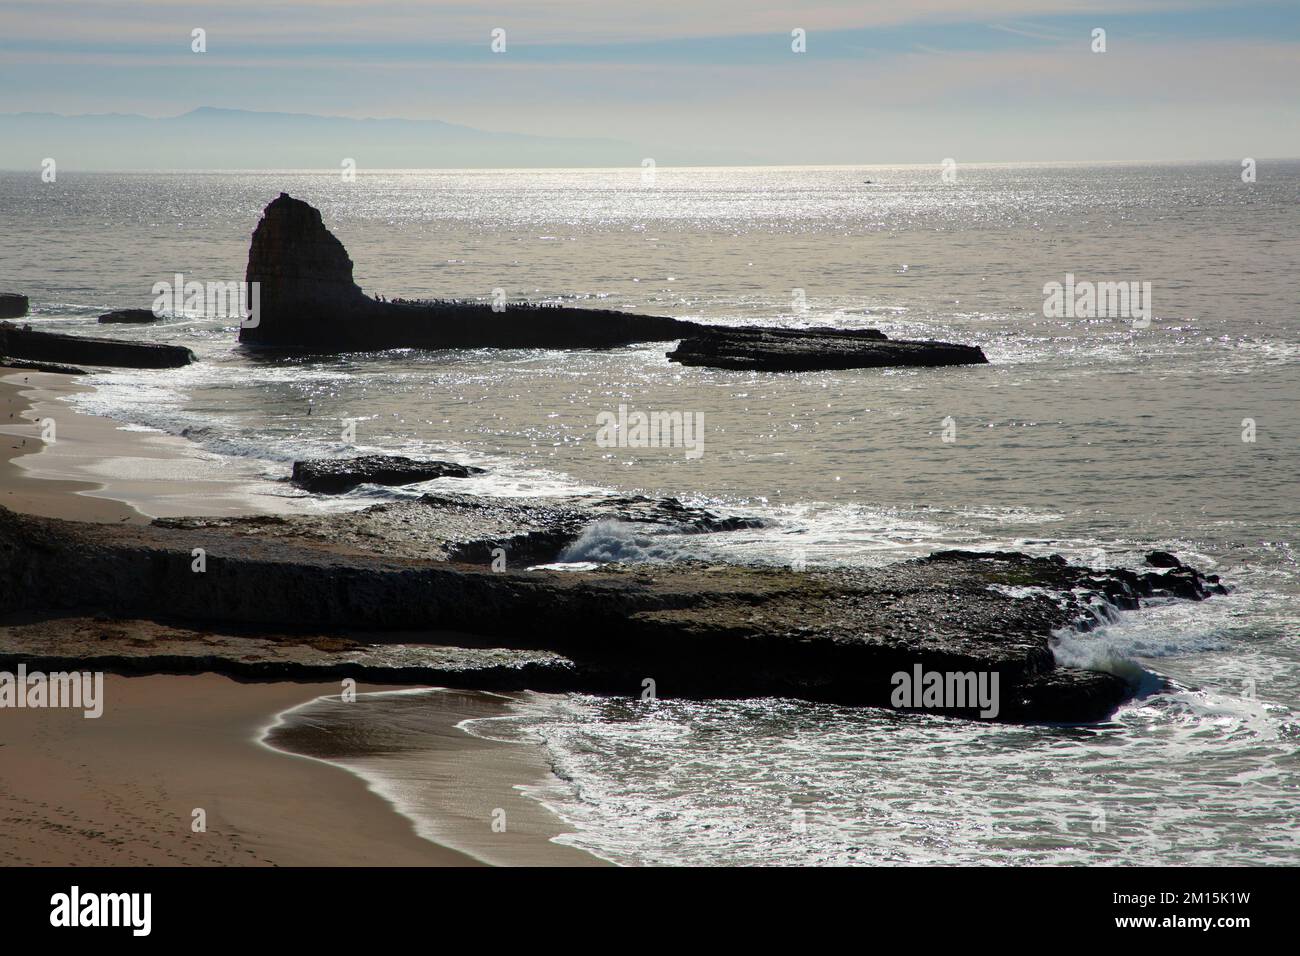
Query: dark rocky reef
xmin=0 ymin=501 xmax=1225 ymax=723
xmin=0 ymin=616 xmax=580 ymax=694
xmin=0 ymin=358 xmax=88 ymax=375
xmin=239 ymin=193 xmax=697 ymax=352
xmin=237 ymin=193 xmax=988 ymax=371
xmin=160 ymin=492 xmax=770 ymax=566
xmin=1142 ymin=549 xmax=1224 ymax=596
xmin=667 ymin=325 xmax=988 ymax=371
xmin=98 ymin=308 xmax=159 ymax=324
xmin=0 ymin=293 xmax=28 ymax=319
xmin=0 ymin=322 xmax=193 ymax=369
xmin=291 ymin=455 xmax=487 ymax=494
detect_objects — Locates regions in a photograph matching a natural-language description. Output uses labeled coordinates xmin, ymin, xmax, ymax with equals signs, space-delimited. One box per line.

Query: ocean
xmin=3 ymin=163 xmax=1298 ymax=864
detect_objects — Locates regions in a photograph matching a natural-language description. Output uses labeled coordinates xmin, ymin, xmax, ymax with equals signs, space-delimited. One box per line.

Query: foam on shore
xmin=260 ymin=687 xmax=608 ymax=866
xmin=1 ymin=370 xmax=346 ymax=519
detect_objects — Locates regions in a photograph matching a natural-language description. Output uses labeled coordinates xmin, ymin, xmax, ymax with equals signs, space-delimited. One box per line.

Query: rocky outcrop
xmin=239 ymin=193 xmax=697 ymax=351
xmin=1143 ymin=549 xmax=1224 ymax=597
xmin=290 ymin=455 xmax=487 ymax=494
xmin=0 ymin=293 xmax=28 ymax=319
xmin=0 ymin=503 xmax=1226 ymax=722
xmin=160 ymin=491 xmax=771 ymax=565
xmin=1145 ymin=550 xmax=1182 ymax=569
xmin=0 ymin=358 xmax=88 ymax=375
xmin=236 ymin=194 xmax=987 ymax=370
xmin=242 ymin=192 xmax=371 ymax=344
xmin=98 ymin=308 xmax=159 ymax=324
xmin=667 ymin=325 xmax=988 ymax=371
xmin=0 ymin=322 xmax=193 ymax=369
xmin=0 ymin=616 xmax=581 ymax=694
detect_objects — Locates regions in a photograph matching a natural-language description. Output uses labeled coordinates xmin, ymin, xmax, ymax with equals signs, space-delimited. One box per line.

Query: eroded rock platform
xmin=667 ymin=325 xmax=988 ymax=372
xmin=0 ymin=501 xmax=1225 ymax=723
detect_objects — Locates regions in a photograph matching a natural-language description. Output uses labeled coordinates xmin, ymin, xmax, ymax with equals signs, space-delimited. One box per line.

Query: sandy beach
xmin=0 ymin=372 xmax=599 ymax=866
xmin=0 ymin=674 xmax=481 ymax=866
xmin=0 ymin=370 xmax=336 ymax=519
xmin=0 ymin=372 xmax=142 ymax=523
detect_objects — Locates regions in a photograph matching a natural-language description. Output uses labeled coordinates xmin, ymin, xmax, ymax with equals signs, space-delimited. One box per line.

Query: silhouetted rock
xmin=1145 ymin=550 xmax=1182 ymax=568
xmin=0 ymin=293 xmax=28 ymax=319
xmin=239 ymin=193 xmax=697 ymax=351
xmin=667 ymin=325 xmax=988 ymax=371
xmin=98 ymin=308 xmax=159 ymax=324
xmin=291 ymin=455 xmax=486 ymax=494
xmin=238 ymin=193 xmax=987 ymax=369
xmin=0 ymin=322 xmax=193 ymax=369
xmin=0 ymin=358 xmax=88 ymax=375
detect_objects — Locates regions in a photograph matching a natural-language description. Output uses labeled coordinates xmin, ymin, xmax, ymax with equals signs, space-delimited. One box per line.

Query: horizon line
xmin=1 ymin=158 xmax=1296 ymax=174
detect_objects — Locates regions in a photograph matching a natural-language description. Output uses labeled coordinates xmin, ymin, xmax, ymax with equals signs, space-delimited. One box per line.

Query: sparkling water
xmin=4 ymin=163 xmax=1297 ymax=864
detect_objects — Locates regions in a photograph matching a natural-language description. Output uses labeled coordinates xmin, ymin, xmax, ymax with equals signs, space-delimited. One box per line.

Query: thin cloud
xmin=987 ymin=22 xmax=1069 ymax=41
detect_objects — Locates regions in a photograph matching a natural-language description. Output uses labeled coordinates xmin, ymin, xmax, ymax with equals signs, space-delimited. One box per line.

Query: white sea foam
xmin=454 ymin=685 xmax=1299 ymax=867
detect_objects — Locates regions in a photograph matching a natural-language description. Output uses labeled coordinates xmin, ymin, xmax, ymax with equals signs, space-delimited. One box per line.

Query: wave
xmin=556 ymin=519 xmax=707 ymax=564
xmin=463 ymin=684 xmax=1298 ymax=866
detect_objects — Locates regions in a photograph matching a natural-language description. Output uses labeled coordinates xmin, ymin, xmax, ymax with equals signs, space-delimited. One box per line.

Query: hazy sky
xmin=2 ymin=0 xmax=1298 ymax=163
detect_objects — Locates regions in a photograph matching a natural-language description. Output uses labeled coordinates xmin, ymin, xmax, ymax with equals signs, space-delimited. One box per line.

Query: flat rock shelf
xmin=0 ymin=500 xmax=1225 ymax=724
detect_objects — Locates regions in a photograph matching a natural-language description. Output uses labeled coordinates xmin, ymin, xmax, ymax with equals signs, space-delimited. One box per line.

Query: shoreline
xmin=0 ymin=370 xmax=336 ymax=520
xmin=0 ymin=372 xmax=600 ymax=866
xmin=0 ymin=674 xmax=478 ymax=866
xmin=261 ymin=687 xmax=607 ymax=866
xmin=0 ymin=372 xmax=142 ymax=523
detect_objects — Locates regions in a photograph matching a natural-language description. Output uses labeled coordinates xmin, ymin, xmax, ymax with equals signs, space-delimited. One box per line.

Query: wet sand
xmin=0 ymin=674 xmax=478 ymax=865
xmin=0 ymin=372 xmax=142 ymax=522
xmin=0 ymin=370 xmax=330 ymax=519
xmin=0 ymin=372 xmax=599 ymax=866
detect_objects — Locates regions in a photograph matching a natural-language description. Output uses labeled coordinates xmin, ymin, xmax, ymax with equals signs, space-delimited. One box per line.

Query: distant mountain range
xmin=0 ymin=107 xmax=748 ymax=170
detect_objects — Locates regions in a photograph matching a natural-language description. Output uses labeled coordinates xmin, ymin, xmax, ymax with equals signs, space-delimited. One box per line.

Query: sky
xmin=1 ymin=0 xmax=1298 ymax=164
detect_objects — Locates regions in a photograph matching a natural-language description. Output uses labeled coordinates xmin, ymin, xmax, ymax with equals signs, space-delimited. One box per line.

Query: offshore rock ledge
xmin=238 ymin=193 xmax=988 ymax=371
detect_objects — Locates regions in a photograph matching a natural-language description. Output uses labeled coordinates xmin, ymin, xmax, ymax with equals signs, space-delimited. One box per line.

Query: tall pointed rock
xmin=241 ymin=193 xmax=373 ymax=346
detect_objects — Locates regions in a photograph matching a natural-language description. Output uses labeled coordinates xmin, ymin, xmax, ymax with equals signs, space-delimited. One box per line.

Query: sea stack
xmin=242 ymin=192 xmax=374 ymax=346
xmin=238 ymin=193 xmax=988 ymax=370
xmin=239 ymin=193 xmax=697 ymax=351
